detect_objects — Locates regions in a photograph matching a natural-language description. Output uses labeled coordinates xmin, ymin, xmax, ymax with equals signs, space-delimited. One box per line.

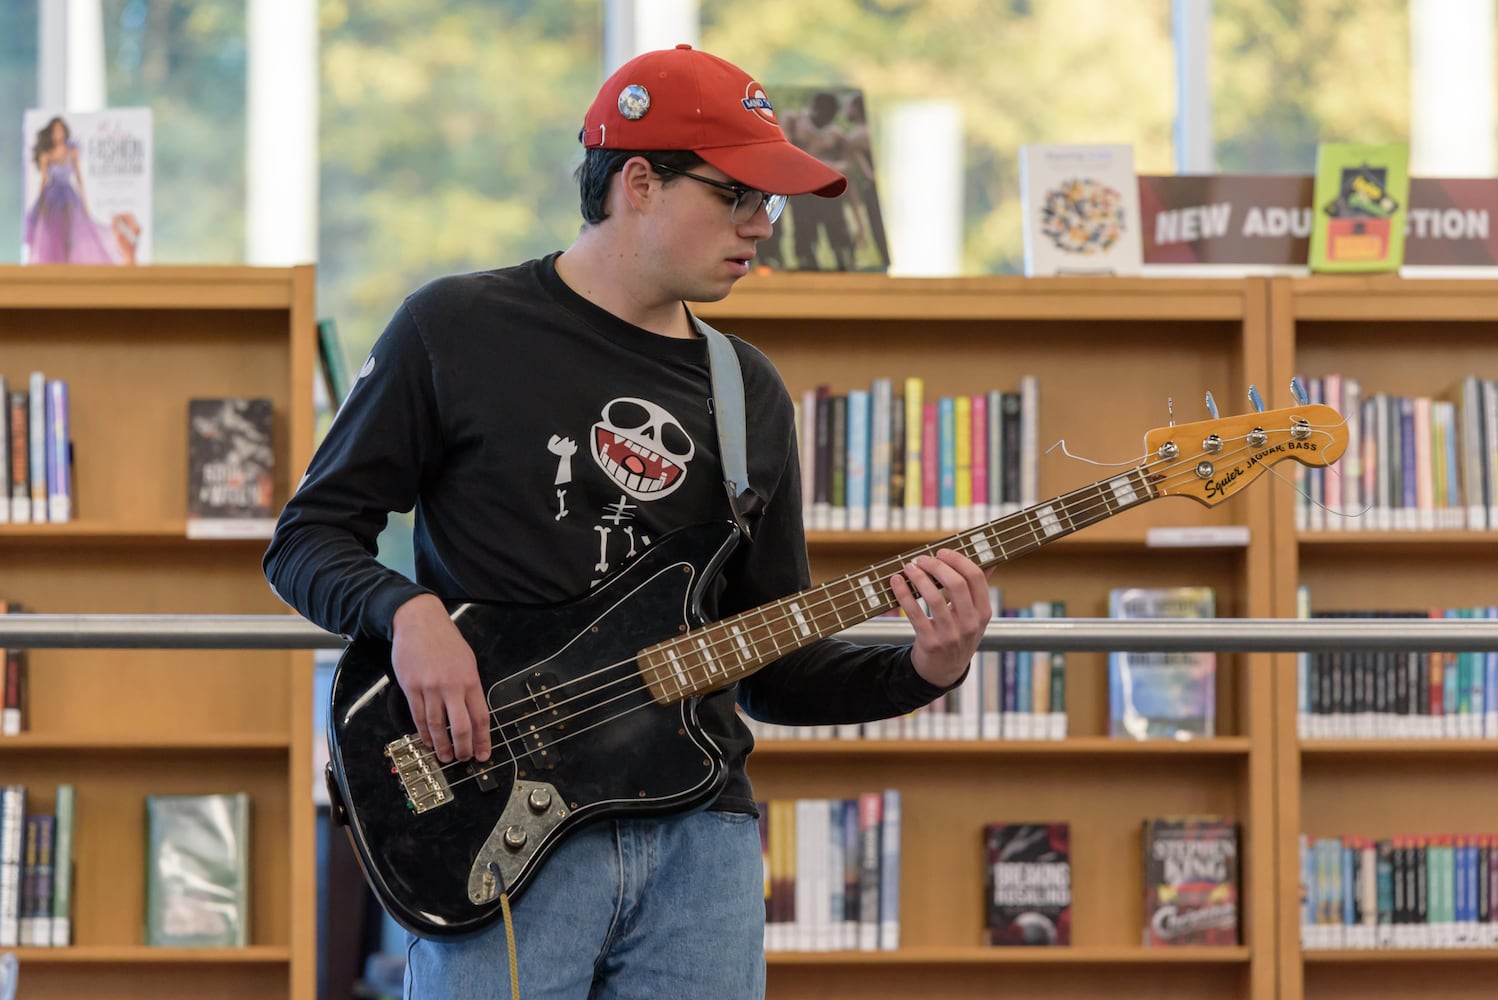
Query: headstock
xmin=1142 ymin=403 xmax=1346 ymax=506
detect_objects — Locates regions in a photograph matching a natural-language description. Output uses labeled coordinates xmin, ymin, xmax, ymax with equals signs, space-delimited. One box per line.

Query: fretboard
xmin=638 ymin=465 xmax=1159 ymax=704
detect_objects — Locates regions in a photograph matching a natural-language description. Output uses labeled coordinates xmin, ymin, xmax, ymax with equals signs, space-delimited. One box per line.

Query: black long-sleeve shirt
xmin=264 ymin=252 xmax=951 ymax=811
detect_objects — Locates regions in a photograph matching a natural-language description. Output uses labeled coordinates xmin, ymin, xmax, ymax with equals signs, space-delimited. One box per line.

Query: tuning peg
xmin=1248 ymin=385 xmax=1265 ymax=413
xmin=1290 ymin=376 xmax=1309 ymax=406
xmin=1204 ymin=391 xmax=1219 ymax=420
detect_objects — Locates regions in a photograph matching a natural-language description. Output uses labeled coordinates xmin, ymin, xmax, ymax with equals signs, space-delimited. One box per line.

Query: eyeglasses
xmin=650 ymin=162 xmax=788 ymax=224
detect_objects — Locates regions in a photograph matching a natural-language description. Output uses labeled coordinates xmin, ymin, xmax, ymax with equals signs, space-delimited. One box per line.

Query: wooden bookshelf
xmin=696 ymin=273 xmax=1277 ymax=1000
xmin=14 ymin=267 xmax=1489 ymax=1000
xmin=1268 ymin=275 xmax=1498 ymax=1000
xmin=0 ymin=265 xmax=316 ymax=1000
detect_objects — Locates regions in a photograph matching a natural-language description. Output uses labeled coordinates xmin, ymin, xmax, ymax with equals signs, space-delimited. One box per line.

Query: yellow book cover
xmin=1308 ymin=142 xmax=1410 ymax=272
xmin=955 ymin=394 xmax=973 ymax=524
xmin=903 ymin=376 xmax=924 ymax=514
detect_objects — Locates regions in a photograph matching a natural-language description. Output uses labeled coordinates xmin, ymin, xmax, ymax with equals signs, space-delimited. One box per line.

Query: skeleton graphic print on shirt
xmin=591 ymin=397 xmax=695 ymax=500
xmin=550 ymin=396 xmax=699 ymax=580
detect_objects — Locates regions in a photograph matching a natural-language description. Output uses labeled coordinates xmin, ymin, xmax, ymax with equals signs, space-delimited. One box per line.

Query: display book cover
xmin=984 ymin=822 xmax=1071 ymax=946
xmin=1019 ymin=143 xmax=1143 ymax=277
xmin=1142 ymin=815 xmax=1240 ymax=946
xmin=756 ymin=84 xmax=889 ymax=274
xmin=186 ymin=398 xmax=276 ymax=539
xmin=1308 ymin=141 xmax=1410 ymax=272
xmin=1108 ymin=585 xmax=1217 ymax=740
xmin=144 ymin=792 xmax=251 ymax=947
xmin=21 ymin=107 xmax=152 ymax=265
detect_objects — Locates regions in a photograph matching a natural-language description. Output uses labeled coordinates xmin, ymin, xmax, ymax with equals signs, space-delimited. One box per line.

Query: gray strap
xmin=694 ymin=315 xmax=754 ymax=537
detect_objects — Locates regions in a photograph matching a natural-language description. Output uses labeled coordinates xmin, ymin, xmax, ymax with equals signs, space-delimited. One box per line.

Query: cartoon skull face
xmin=591 ymin=397 xmax=695 ymax=500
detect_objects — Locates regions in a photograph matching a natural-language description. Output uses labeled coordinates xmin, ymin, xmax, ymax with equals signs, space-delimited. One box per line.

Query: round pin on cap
xmin=618 ymin=84 xmax=650 ymax=120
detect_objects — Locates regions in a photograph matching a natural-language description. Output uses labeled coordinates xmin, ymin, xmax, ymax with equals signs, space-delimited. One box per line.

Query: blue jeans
xmin=405 ymin=809 xmax=766 ymax=1000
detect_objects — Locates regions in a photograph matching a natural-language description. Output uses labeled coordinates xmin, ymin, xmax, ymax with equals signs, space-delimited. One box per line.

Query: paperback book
xmin=1019 ymin=143 xmax=1142 ymax=277
xmin=759 ymin=85 xmax=889 ymax=273
xmin=186 ymin=398 xmax=275 ymax=539
xmin=145 ymin=792 xmax=251 ymax=947
xmin=21 ymin=107 xmax=152 ymax=265
xmin=1308 ymin=142 xmax=1410 ymax=273
xmin=984 ymin=822 xmax=1071 ymax=946
xmin=1108 ymin=586 xmax=1217 ymax=740
xmin=1142 ymin=815 xmax=1241 ymax=946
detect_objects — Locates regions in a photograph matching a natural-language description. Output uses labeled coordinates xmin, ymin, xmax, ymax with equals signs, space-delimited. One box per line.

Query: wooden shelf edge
xmin=0 ymin=264 xmax=303 ymax=310
xmin=11 ymin=945 xmax=291 ymax=964
xmin=0 ymin=733 xmax=291 ymax=751
xmin=1299 ymin=530 xmax=1498 ymax=550
xmin=695 ymin=273 xmax=1252 ymax=322
xmin=1285 ymin=274 xmax=1498 ymax=320
xmin=767 ymin=945 xmax=1251 ymax=965
xmin=1300 ymin=739 xmax=1498 ymax=756
xmin=752 ymin=738 xmax=1252 ymax=757
xmin=1302 ymin=948 xmax=1498 ymax=963
xmin=0 ymin=522 xmax=270 ymax=546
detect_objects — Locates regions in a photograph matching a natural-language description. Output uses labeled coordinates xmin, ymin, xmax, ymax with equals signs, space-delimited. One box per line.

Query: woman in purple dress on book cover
xmin=23 ymin=116 xmax=138 ymax=265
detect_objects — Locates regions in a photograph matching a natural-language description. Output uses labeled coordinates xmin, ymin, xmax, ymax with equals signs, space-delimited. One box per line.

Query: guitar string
xmin=416 ymin=424 xmax=1340 ymax=791
xmin=424 ymin=428 xmax=1341 ymax=797
xmin=477 ymin=424 xmax=1326 ymax=726
xmin=449 ymin=422 xmax=1330 ymax=757
xmin=421 ymin=424 xmax=1335 ymax=790
xmin=653 ymin=422 xmax=1347 ymax=686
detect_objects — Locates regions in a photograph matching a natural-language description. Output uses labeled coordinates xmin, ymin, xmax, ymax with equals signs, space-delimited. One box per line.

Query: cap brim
xmin=698 ymin=140 xmax=848 ymax=198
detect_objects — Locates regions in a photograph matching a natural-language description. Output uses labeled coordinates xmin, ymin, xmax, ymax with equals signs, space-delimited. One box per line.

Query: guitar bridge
xmin=385 ymin=734 xmax=453 ymax=814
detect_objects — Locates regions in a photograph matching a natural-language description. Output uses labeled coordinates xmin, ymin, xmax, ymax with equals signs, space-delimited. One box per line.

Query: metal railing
xmin=3 ymin=614 xmax=1498 ymax=652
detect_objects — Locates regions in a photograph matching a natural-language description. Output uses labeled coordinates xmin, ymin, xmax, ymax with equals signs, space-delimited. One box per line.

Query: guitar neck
xmin=639 ymin=464 xmax=1160 ymax=704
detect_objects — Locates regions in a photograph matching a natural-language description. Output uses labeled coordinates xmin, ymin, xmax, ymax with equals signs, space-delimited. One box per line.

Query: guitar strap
xmin=694 ymin=314 xmax=762 ymax=541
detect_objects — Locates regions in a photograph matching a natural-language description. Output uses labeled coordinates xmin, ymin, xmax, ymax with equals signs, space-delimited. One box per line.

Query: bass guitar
xmin=326 ymin=402 xmax=1345 ymax=937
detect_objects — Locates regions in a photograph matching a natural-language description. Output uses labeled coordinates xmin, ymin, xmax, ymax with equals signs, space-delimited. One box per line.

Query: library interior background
xmin=7 ymin=2 xmax=1498 ymax=999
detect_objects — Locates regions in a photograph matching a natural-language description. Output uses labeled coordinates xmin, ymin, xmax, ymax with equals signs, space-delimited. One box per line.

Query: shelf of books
xmin=0 ymin=265 xmax=316 ymax=1000
xmin=695 ymin=273 xmax=1276 ymax=1000
xmin=1269 ymin=276 xmax=1498 ymax=1000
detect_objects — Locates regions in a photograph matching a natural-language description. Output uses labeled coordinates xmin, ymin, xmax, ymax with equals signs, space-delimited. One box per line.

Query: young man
xmin=265 ymin=44 xmax=992 ymax=1000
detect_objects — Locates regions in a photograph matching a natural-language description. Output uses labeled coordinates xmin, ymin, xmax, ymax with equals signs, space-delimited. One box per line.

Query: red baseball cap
xmin=580 ymin=44 xmax=847 ymax=199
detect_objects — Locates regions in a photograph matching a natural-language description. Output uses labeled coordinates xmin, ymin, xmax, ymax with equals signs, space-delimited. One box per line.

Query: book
xmin=758 ymin=85 xmax=889 ymax=273
xmin=186 ymin=398 xmax=276 ymax=539
xmin=51 ymin=784 xmax=74 ymax=946
xmin=1108 ymin=586 xmax=1217 ymax=740
xmin=316 ymin=317 xmax=352 ymax=415
xmin=984 ymin=822 xmax=1071 ymax=945
xmin=0 ymin=375 xmax=7 ymax=525
xmin=1019 ymin=143 xmax=1143 ymax=277
xmin=145 ymin=792 xmax=251 ymax=947
xmin=1142 ymin=815 xmax=1241 ymax=946
xmin=1308 ymin=142 xmax=1410 ymax=272
xmin=2 ymin=599 xmax=26 ymax=736
xmin=6 ymin=390 xmax=25 ymax=524
xmin=21 ymin=107 xmax=152 ymax=265
xmin=45 ymin=379 xmax=70 ymax=522
xmin=0 ymin=784 xmax=24 ymax=947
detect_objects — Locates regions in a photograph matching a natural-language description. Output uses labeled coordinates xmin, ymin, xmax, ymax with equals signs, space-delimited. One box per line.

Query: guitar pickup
xmin=513 ymin=671 xmax=566 ymax=771
xmin=467 ymin=758 xmax=501 ymax=793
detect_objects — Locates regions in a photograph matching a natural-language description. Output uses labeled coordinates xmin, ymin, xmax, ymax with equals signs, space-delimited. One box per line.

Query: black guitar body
xmin=326 ymin=520 xmax=741 ymax=938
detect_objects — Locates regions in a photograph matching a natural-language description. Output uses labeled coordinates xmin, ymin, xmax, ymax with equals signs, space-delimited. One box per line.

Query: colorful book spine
xmin=46 ymin=379 xmax=70 ymax=523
